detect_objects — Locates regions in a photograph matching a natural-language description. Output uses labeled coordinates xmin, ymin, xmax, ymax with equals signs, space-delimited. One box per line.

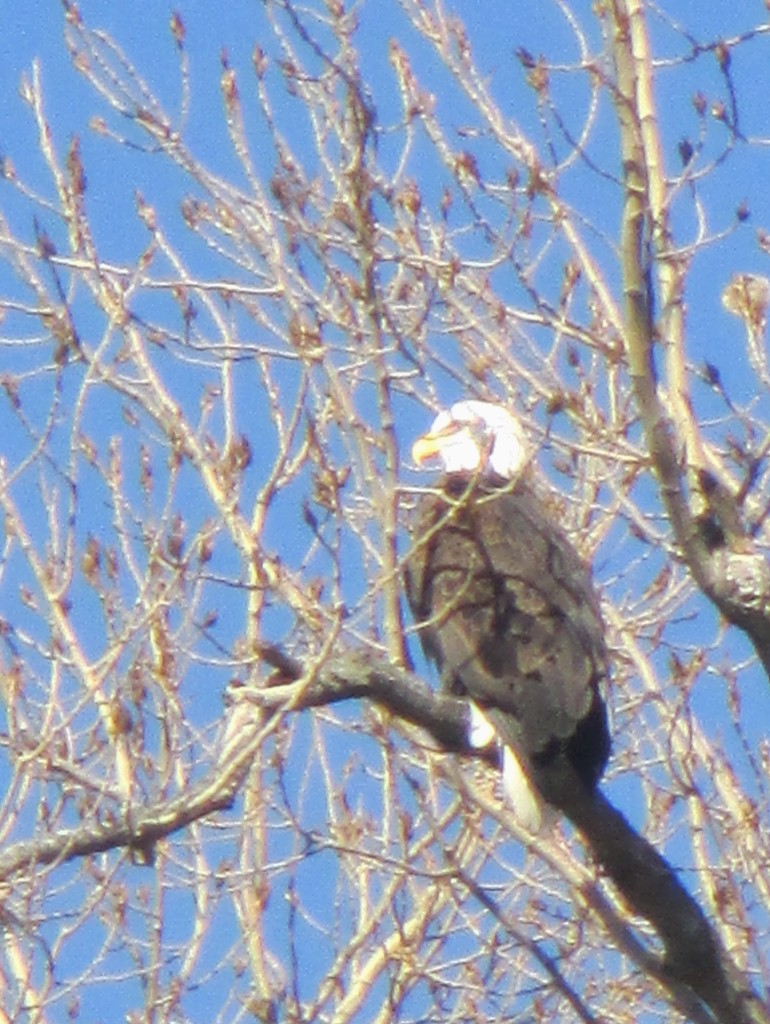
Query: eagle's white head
xmin=412 ymin=400 xmax=529 ymax=480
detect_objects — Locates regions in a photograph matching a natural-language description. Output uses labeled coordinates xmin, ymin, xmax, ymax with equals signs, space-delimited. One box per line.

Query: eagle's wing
xmin=405 ymin=481 xmax=609 ymax=828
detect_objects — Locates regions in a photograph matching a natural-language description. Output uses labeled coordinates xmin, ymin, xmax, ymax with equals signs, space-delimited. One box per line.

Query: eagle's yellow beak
xmin=411 ymin=432 xmax=445 ymax=465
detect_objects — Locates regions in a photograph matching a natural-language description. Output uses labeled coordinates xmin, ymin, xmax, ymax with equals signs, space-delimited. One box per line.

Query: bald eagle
xmin=404 ymin=400 xmax=610 ymax=829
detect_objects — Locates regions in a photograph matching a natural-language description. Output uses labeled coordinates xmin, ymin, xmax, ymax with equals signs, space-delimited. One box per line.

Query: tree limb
xmin=610 ymin=0 xmax=770 ymax=678
xmin=254 ymin=648 xmax=769 ymax=1024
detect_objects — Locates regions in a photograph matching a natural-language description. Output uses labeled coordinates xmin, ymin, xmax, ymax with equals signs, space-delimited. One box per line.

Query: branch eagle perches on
xmin=246 ymin=649 xmax=767 ymax=1024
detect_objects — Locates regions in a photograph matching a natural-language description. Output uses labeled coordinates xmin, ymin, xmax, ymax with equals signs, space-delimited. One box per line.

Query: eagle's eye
xmin=468 ymin=418 xmax=493 ymax=449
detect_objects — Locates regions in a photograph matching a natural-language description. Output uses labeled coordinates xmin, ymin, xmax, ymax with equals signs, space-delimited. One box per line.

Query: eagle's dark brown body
xmin=405 ymin=472 xmax=610 ymax=798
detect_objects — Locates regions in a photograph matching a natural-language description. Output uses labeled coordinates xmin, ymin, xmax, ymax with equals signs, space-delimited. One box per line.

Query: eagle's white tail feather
xmin=468 ymin=703 xmax=543 ymax=832
xmin=502 ymin=746 xmax=543 ymax=832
